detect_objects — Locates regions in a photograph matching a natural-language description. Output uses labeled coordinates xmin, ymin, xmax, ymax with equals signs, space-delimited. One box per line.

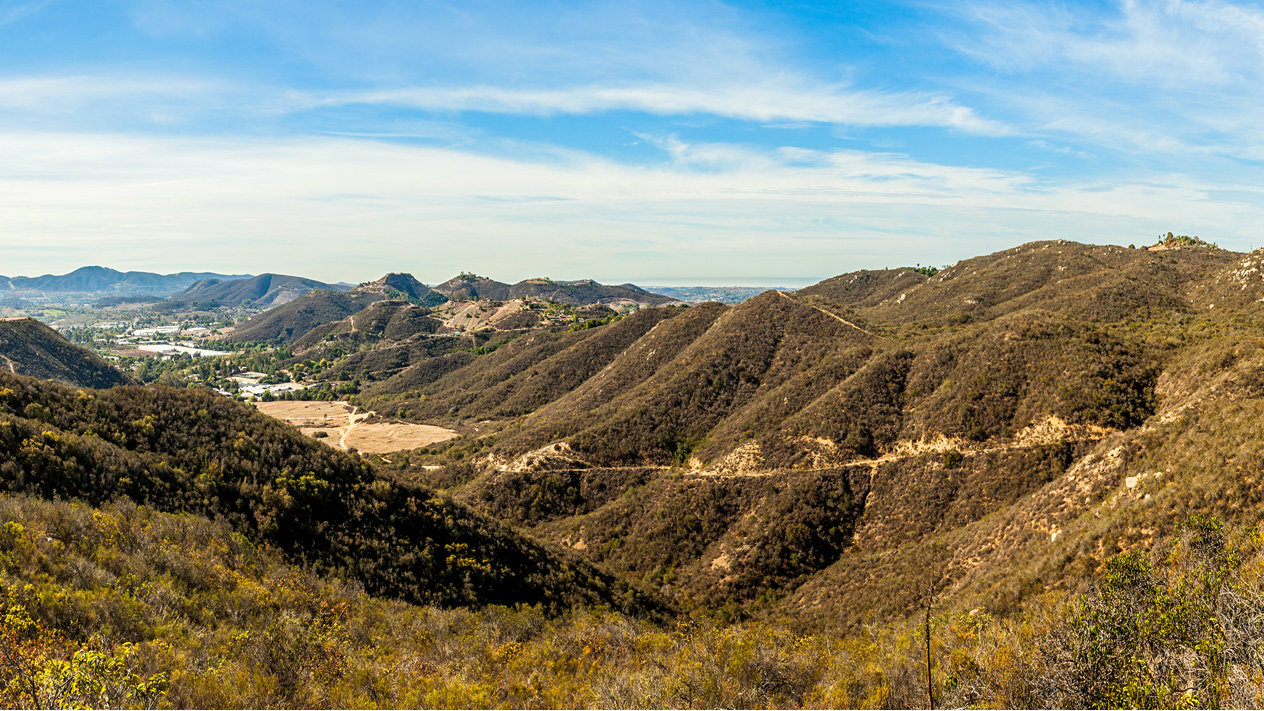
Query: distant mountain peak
xmin=69 ymin=265 xmax=122 ymax=275
xmin=362 ymin=272 xmax=427 ymax=297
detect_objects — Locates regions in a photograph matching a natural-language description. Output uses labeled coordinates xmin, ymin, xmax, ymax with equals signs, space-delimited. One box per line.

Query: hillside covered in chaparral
xmin=11 ymin=239 xmax=1264 ymax=707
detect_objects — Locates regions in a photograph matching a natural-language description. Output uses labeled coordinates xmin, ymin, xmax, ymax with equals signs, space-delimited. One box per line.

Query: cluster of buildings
xmin=225 ymin=371 xmax=306 ymax=400
xmin=113 ymin=324 xmax=228 ymax=360
xmin=130 ymin=325 xmax=180 ymax=337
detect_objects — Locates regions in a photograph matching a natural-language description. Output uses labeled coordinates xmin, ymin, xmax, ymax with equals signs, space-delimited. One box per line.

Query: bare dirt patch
xmin=255 ymin=400 xmax=456 ymax=453
xmin=343 ymin=422 xmax=456 ymax=453
xmin=256 ymin=400 xmax=352 ymax=428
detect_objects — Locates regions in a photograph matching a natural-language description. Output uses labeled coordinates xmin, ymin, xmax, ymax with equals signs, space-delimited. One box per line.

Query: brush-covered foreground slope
xmin=0 ymin=317 xmax=132 ymax=388
xmin=0 ymin=371 xmax=656 ymax=614
xmin=5 ymin=490 xmax=1260 ymax=709
xmin=367 ymin=240 xmax=1264 ymax=625
xmin=0 ymin=492 xmax=827 ymax=708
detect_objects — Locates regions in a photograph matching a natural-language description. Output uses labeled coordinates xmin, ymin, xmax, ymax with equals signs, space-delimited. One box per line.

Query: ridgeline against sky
xmin=2 ymin=0 xmax=1262 ymax=282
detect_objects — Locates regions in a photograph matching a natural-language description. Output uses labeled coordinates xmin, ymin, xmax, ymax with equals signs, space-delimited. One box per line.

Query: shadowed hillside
xmin=223 ymin=289 xmax=384 ymax=344
xmin=0 ymin=371 xmax=658 ymax=615
xmin=0 ymin=317 xmax=133 ymax=388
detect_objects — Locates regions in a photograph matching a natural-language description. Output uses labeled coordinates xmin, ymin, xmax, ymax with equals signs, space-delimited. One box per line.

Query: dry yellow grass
xmin=255 ymin=400 xmax=351 ymax=427
xmin=255 ymin=400 xmax=456 ymax=453
xmin=342 ymin=421 xmax=456 ymax=453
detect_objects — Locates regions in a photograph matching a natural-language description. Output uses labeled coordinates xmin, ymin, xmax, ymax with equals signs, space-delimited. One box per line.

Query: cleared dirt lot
xmin=254 ymin=400 xmax=456 ymax=454
xmin=254 ymin=400 xmax=350 ymax=427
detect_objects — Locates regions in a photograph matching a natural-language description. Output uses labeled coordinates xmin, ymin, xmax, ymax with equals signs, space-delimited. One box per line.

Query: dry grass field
xmin=254 ymin=400 xmax=350 ymax=427
xmin=254 ymin=400 xmax=456 ymax=453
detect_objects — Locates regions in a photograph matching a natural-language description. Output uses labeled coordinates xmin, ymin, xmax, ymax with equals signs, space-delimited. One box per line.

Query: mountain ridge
xmin=432 ymin=273 xmax=675 ymax=306
xmin=348 ymin=239 xmax=1264 ymax=628
xmin=171 ymin=273 xmax=349 ymax=308
xmin=0 ymin=266 xmax=251 ymax=295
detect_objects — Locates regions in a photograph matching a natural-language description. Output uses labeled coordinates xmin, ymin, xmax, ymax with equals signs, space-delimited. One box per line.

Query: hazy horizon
xmin=0 ymin=262 xmax=829 ymax=290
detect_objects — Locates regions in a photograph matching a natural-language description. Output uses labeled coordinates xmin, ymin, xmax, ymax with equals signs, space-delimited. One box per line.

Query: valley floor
xmin=253 ymin=399 xmax=457 ymax=453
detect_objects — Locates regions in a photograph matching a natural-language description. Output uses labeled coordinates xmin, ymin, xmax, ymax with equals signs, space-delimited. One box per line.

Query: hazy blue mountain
xmin=2 ymin=266 xmax=251 ymax=296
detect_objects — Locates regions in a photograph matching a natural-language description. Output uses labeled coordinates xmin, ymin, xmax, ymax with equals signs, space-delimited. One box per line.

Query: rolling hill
xmin=795 ymin=239 xmax=1234 ymax=325
xmin=222 ymin=289 xmax=383 ymax=344
xmin=172 ymin=273 xmax=348 ymax=308
xmin=0 ymin=317 xmax=133 ymax=388
xmin=355 ymin=272 xmax=449 ymax=306
xmin=432 ymin=273 xmax=512 ymax=301
xmin=506 ymin=278 xmax=675 ymax=306
xmin=221 ymin=272 xmax=445 ymax=345
xmin=224 ymin=270 xmax=664 ymax=352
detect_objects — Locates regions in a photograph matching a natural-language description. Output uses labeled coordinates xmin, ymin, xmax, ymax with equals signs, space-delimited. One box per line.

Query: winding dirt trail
xmin=338 ymin=406 xmax=374 ymax=450
xmin=501 ymin=417 xmax=1115 ymax=481
xmin=775 ymin=291 xmax=873 ymax=336
xmin=0 ymin=354 xmax=15 ymax=374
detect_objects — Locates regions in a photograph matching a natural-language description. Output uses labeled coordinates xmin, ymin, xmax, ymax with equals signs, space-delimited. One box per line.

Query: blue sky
xmin=3 ymin=0 xmax=1264 ymax=284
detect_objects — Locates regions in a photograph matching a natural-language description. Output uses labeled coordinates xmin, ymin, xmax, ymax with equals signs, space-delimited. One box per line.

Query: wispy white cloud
xmin=1 ymin=131 xmax=1257 ymax=280
xmin=940 ymin=0 xmax=1264 ymax=158
xmin=0 ymin=72 xmax=1006 ymax=135
xmin=0 ymin=0 xmax=55 ymax=27
xmin=299 ymin=82 xmax=1006 ymax=134
xmin=0 ymin=1 xmax=1006 ymax=134
xmin=0 ymin=75 xmax=229 ymax=114
xmin=953 ymin=0 xmax=1264 ymax=87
